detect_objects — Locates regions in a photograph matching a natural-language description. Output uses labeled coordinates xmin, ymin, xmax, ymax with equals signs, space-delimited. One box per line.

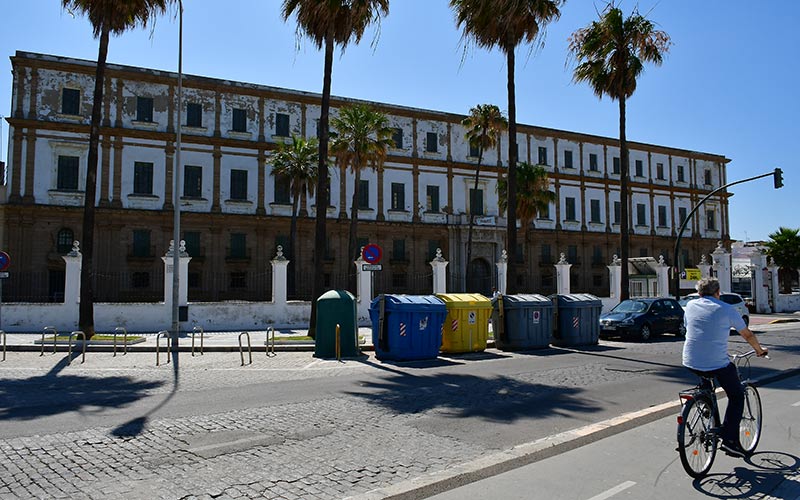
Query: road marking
xmin=586 ymin=481 xmax=636 ymax=500
xmin=792 ymin=401 xmax=800 ymax=407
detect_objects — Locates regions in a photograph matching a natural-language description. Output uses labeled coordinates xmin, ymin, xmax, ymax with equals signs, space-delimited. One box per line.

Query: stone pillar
xmin=697 ymin=254 xmax=712 ymax=280
xmin=354 ymin=251 xmax=373 ymax=323
xmin=430 ymin=248 xmax=448 ymax=295
xmin=768 ymin=257 xmax=780 ymax=313
xmin=711 ymin=241 xmax=732 ymax=293
xmin=62 ymin=241 xmax=82 ymax=307
xmin=162 ymin=240 xmax=191 ymax=309
xmin=555 ymin=253 xmax=571 ymax=295
xmin=750 ymin=249 xmax=770 ymax=314
xmin=271 ymin=245 xmax=289 ymax=305
xmin=655 ymin=255 xmax=670 ymax=297
xmin=496 ymin=249 xmax=508 ymax=295
xmin=607 ymin=254 xmax=622 ymax=301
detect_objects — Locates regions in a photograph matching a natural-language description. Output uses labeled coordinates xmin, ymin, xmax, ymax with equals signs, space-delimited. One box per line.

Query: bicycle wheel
xmin=740 ymin=383 xmax=762 ymax=453
xmin=678 ymin=395 xmax=717 ymax=478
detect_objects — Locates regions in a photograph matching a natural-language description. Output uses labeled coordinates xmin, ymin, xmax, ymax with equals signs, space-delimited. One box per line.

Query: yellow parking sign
xmin=685 ymin=268 xmax=702 ymax=280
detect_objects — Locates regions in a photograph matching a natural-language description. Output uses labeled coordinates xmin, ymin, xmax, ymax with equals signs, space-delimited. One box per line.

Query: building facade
xmin=2 ymin=51 xmax=731 ymax=303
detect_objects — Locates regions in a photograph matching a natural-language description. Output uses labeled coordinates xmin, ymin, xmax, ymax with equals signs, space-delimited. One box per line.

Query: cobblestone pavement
xmin=0 ymin=322 xmax=797 ymax=500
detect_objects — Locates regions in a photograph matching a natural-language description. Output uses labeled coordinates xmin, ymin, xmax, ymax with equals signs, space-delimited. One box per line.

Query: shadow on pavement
xmin=0 ymin=356 xmax=165 ymax=421
xmin=345 ymin=371 xmax=601 ymax=423
xmin=693 ymin=452 xmax=799 ymax=498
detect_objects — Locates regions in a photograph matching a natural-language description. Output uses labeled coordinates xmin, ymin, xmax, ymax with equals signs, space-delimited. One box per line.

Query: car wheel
xmin=640 ymin=324 xmax=652 ymax=342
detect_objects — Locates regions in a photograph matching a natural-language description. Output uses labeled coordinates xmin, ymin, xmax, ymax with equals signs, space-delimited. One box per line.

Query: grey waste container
xmin=491 ymin=294 xmax=553 ymax=351
xmin=551 ymin=294 xmax=602 ymax=347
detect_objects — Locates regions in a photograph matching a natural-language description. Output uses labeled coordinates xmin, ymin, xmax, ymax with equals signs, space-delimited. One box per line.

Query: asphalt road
xmin=428 ymin=373 xmax=800 ymax=500
xmin=0 ymin=322 xmax=797 ymax=499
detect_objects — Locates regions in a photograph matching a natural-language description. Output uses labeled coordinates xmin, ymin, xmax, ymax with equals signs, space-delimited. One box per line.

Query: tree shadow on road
xmin=0 ymin=354 xmax=165 ymax=421
xmin=344 ymin=371 xmax=602 ymax=423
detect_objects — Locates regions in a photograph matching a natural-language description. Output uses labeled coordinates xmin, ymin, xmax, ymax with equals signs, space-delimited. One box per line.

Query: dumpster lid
xmin=554 ymin=293 xmax=602 ymax=305
xmin=436 ymin=293 xmax=491 ymax=307
xmin=317 ymin=289 xmax=356 ymax=302
xmin=492 ymin=294 xmax=552 ymax=307
xmin=370 ymin=294 xmax=445 ymax=310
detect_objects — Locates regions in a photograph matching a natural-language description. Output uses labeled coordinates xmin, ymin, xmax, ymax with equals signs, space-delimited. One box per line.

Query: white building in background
xmin=3 ymin=51 xmax=730 ymax=305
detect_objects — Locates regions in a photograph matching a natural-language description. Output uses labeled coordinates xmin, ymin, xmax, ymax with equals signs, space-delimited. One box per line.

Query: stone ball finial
xmin=274 ymin=245 xmax=286 ymax=261
xmin=658 ymin=254 xmax=666 ymax=265
xmin=500 ymin=249 xmax=508 ymax=263
xmin=611 ymin=254 xmax=621 ymax=266
xmin=700 ymin=254 xmax=708 ymax=265
xmin=558 ymin=252 xmax=568 ymax=265
xmin=68 ymin=240 xmax=81 ymax=257
xmin=179 ymin=239 xmax=186 ymax=253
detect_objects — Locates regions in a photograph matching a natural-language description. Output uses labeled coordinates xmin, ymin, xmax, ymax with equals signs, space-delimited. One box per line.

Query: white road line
xmin=586 ymin=481 xmax=637 ymax=500
xmin=792 ymin=401 xmax=800 ymax=407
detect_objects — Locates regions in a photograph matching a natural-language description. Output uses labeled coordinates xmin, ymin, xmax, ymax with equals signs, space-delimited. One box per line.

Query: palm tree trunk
xmin=79 ymin=26 xmax=109 ymax=339
xmin=506 ymin=47 xmax=518 ymax=295
xmin=465 ymin=142 xmax=485 ymax=292
xmin=348 ymin=164 xmax=361 ymax=294
xmin=309 ymin=32 xmax=334 ymax=338
xmin=288 ymin=193 xmax=299 ymax=297
xmin=619 ymin=96 xmax=630 ymax=301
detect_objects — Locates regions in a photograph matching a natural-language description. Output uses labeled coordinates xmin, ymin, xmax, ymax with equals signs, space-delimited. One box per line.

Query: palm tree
xmin=568 ymin=3 xmax=671 ymax=301
xmin=282 ymin=0 xmax=389 ymax=337
xmin=452 ymin=0 xmax=564 ymax=293
xmin=270 ymin=135 xmax=319 ymax=297
xmin=462 ymin=104 xmax=507 ymax=291
xmin=330 ymin=104 xmax=393 ymax=293
xmin=63 ymin=0 xmax=173 ymax=338
xmin=764 ymin=227 xmax=800 ymax=293
xmin=498 ymin=161 xmax=556 ymax=247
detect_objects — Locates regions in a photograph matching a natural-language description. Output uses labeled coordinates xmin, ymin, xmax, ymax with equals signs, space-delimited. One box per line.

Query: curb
xmin=768 ymin=318 xmax=800 ymax=324
xmin=345 ymin=367 xmax=800 ymax=500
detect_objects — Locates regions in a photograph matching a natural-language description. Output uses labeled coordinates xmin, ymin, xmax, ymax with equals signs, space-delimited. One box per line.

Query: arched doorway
xmin=467 ymin=258 xmax=492 ymax=296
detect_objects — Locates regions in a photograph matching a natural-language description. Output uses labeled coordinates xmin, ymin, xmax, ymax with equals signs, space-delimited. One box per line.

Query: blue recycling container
xmin=551 ymin=294 xmax=602 ymax=347
xmin=369 ymin=294 xmax=447 ymax=361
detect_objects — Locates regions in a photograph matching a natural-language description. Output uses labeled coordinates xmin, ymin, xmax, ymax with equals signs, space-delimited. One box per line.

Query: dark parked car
xmin=599 ymin=298 xmax=685 ymax=341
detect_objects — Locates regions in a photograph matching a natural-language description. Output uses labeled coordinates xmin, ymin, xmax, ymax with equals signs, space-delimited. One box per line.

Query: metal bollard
xmin=1 ymin=330 xmax=6 ymax=362
xmin=266 ymin=326 xmax=275 ymax=356
xmin=335 ymin=323 xmax=341 ymax=362
xmin=113 ymin=327 xmax=128 ymax=357
xmin=238 ymin=331 xmax=252 ymax=366
xmin=192 ymin=326 xmax=204 ymax=356
xmin=68 ymin=331 xmax=86 ymax=365
xmin=156 ymin=330 xmax=171 ymax=366
xmin=41 ymin=326 xmax=57 ymax=356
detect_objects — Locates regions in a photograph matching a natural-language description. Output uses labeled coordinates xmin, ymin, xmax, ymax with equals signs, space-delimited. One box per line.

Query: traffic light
xmin=773 ymin=167 xmax=783 ymax=189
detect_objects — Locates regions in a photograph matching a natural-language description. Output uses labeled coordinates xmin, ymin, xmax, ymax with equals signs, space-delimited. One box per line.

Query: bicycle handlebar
xmin=731 ymin=350 xmax=770 ymax=360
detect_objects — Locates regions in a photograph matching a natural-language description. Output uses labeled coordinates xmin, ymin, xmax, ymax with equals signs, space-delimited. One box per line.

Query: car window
xmin=721 ymin=294 xmax=743 ymax=305
xmin=613 ymin=300 xmax=648 ymax=313
xmin=663 ymin=300 xmax=679 ymax=311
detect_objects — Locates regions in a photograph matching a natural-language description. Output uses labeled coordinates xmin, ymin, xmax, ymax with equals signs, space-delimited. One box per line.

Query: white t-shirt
xmin=682 ymin=296 xmax=747 ymax=371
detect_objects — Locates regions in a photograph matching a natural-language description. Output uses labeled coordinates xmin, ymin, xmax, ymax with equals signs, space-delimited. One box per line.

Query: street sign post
xmin=0 ymin=251 xmax=8 ymax=331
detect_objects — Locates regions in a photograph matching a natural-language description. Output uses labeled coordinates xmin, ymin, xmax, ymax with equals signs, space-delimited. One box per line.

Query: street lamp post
xmin=171 ymin=0 xmax=183 ymax=351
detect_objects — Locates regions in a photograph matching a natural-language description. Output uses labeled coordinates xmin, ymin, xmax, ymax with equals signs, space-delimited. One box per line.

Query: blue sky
xmin=2 ymin=0 xmax=797 ymax=242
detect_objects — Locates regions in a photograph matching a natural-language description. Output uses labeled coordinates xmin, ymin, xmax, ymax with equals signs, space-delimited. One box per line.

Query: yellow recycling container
xmin=436 ymin=293 xmax=491 ymax=353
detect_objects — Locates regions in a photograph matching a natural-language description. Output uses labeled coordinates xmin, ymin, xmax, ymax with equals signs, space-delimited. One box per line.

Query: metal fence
xmin=94 ymin=268 xmax=165 ymax=303
xmin=374 ymin=271 xmax=434 ymax=296
xmin=189 ymin=270 xmax=273 ymax=302
xmin=289 ymin=270 xmax=355 ymax=301
xmin=1 ymin=272 xmax=56 ymax=303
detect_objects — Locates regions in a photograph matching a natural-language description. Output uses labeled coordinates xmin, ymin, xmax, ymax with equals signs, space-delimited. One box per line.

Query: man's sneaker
xmin=720 ymin=440 xmax=747 ymax=458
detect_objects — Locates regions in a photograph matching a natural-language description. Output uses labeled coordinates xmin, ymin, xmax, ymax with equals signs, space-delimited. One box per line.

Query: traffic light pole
xmin=672 ymin=168 xmax=783 ymax=300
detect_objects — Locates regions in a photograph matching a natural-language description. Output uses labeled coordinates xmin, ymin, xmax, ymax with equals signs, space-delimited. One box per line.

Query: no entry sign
xmin=362 ymin=244 xmax=382 ymax=264
xmin=0 ymin=251 xmax=9 ymax=272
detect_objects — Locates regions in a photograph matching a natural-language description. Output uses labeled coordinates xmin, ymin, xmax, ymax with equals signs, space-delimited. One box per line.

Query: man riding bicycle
xmin=682 ymin=277 xmax=768 ymax=458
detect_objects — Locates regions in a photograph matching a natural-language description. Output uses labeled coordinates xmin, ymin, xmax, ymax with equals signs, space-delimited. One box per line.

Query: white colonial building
xmin=2 ymin=51 xmax=730 ymax=306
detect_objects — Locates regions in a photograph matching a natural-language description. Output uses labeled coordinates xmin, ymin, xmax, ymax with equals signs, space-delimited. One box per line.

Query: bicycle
xmin=676 ymin=350 xmax=766 ymax=478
